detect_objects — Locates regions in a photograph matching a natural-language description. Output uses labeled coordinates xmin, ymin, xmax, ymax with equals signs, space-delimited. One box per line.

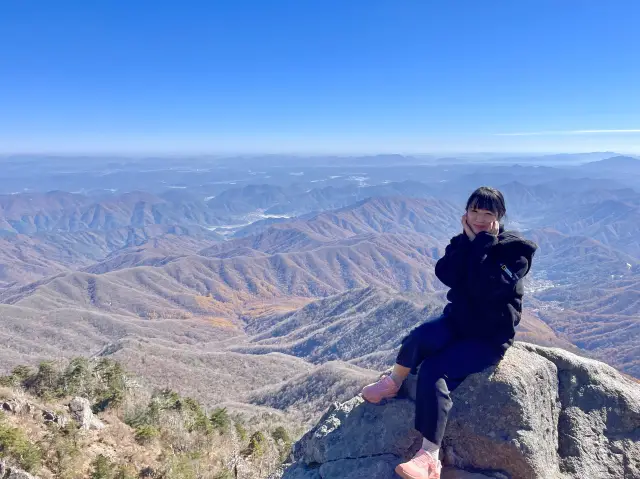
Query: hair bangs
xmin=466 ymin=187 xmax=506 ymax=219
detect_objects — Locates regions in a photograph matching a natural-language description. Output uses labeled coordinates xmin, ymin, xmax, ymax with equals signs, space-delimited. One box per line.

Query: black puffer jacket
xmin=435 ymin=228 xmax=538 ymax=349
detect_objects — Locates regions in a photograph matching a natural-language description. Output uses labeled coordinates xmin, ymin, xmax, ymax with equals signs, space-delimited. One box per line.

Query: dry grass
xmin=0 ymin=385 xmax=14 ymax=401
xmin=241 ymin=298 xmax=314 ymax=321
xmin=1 ymin=358 xmax=300 ymax=479
xmin=202 ymin=316 xmax=239 ymax=329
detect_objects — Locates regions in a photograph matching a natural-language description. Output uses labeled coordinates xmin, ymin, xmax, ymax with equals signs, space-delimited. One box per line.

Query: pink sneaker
xmin=361 ymin=375 xmax=400 ymax=403
xmin=395 ymin=449 xmax=441 ymax=479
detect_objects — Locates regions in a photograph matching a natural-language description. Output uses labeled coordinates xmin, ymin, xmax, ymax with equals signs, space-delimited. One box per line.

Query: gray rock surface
xmin=1 ymin=399 xmax=33 ymax=415
xmin=441 ymin=470 xmax=494 ymax=479
xmin=432 ymin=345 xmax=560 ymax=478
xmin=42 ymin=409 xmax=68 ymax=428
xmin=520 ymin=343 xmax=640 ymax=479
xmin=68 ymin=396 xmax=105 ymax=430
xmin=294 ymin=396 xmax=421 ymax=465
xmin=282 ymin=343 xmax=640 ymax=479
xmin=0 ymin=461 xmax=39 ymax=479
xmin=2 ymin=396 xmax=68 ymax=429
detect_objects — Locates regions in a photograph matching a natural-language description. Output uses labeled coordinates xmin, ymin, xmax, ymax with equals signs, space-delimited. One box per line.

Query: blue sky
xmin=1 ymin=1 xmax=640 ymax=154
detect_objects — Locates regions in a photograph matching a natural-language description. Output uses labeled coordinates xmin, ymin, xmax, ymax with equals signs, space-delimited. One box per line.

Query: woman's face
xmin=466 ymin=207 xmax=498 ymax=234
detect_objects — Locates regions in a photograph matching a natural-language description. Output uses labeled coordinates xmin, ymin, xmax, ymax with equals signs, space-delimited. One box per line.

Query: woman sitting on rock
xmin=361 ymin=186 xmax=537 ymax=479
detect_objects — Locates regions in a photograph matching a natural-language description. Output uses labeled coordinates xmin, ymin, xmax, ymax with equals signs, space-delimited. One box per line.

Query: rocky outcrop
xmin=42 ymin=409 xmax=68 ymax=428
xmin=282 ymin=343 xmax=640 ymax=479
xmin=2 ymin=398 xmax=68 ymax=428
xmin=68 ymin=397 xmax=105 ymax=430
xmin=0 ymin=461 xmax=39 ymax=479
xmin=1 ymin=399 xmax=33 ymax=416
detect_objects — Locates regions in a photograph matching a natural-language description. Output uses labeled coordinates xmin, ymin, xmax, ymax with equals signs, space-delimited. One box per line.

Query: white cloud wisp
xmin=496 ymin=129 xmax=640 ymax=136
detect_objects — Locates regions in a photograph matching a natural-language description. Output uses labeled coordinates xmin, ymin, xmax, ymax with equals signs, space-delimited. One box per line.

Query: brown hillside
xmin=2 ymin=233 xmax=445 ymax=321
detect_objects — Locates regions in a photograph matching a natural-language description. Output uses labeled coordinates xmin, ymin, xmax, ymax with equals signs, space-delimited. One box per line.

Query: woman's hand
xmin=488 ymin=220 xmax=500 ymax=236
xmin=462 ymin=215 xmax=500 ymax=239
xmin=461 ymin=214 xmax=476 ymax=241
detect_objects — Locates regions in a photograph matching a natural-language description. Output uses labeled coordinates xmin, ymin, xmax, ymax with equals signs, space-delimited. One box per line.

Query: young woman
xmin=361 ymin=186 xmax=537 ymax=479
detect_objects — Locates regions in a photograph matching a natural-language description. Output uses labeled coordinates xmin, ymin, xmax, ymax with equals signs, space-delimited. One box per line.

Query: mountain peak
xmin=604 ymin=155 xmax=639 ymax=162
xmin=584 ymin=155 xmax=640 ymax=169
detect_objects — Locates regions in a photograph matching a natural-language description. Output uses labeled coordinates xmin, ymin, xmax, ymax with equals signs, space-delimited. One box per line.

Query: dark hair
xmin=466 ymin=186 xmax=507 ymax=220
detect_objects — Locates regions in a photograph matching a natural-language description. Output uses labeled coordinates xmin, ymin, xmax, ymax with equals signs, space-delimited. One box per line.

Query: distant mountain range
xmin=0 ymin=156 xmax=639 ymax=436
xmin=0 ymin=225 xmax=222 ymax=288
xmin=0 ymin=190 xmax=228 ymax=234
xmin=0 ymin=198 xmax=460 ymax=319
xmin=1 ymin=191 xmax=639 ymax=379
xmin=581 ymin=154 xmax=640 ymax=174
xmin=543 ymin=199 xmax=640 ymax=256
xmin=525 ymin=228 xmax=639 ymax=283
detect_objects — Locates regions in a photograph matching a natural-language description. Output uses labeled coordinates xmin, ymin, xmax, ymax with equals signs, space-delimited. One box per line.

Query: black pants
xmin=396 ymin=315 xmax=505 ymax=446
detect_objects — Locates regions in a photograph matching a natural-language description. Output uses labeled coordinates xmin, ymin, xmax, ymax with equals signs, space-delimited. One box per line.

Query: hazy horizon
xmin=0 ymin=150 xmax=635 ymax=159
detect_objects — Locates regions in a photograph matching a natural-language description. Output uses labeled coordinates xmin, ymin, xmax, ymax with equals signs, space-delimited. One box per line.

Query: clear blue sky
xmin=2 ymin=1 xmax=640 ymax=154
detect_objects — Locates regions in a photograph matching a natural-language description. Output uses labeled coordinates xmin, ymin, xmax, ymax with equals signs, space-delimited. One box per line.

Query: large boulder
xmin=282 ymin=343 xmax=640 ymax=479
xmin=68 ymin=397 xmax=105 ymax=430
